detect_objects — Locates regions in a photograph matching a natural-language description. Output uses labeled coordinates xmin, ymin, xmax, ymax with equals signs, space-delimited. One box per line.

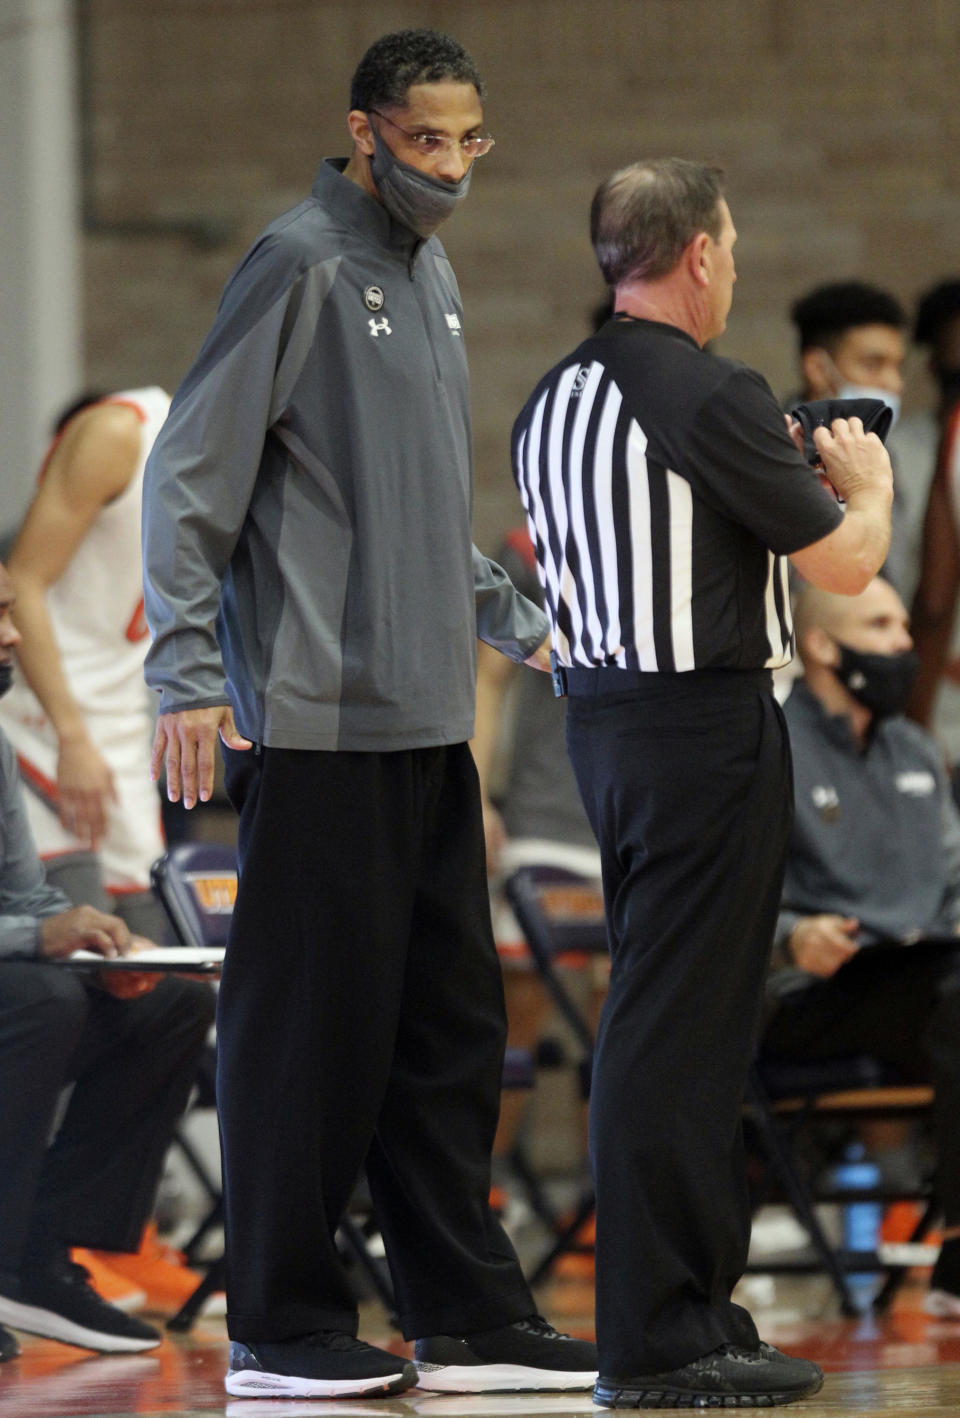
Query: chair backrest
xmin=151 ymin=841 xmax=238 ymax=949
xmin=504 ymin=865 xmax=608 ymax=964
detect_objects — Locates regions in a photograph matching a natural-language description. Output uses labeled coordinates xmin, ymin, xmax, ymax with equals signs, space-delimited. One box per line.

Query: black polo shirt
xmin=511 ymin=317 xmax=844 ymax=672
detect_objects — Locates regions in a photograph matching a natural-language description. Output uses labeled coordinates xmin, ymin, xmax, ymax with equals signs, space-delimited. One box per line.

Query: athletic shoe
xmin=923 ymin=1239 xmax=960 ymax=1318
xmin=70 ymin=1249 xmax=147 ymax=1313
xmin=414 ymin=1314 xmax=598 ymax=1392
xmin=224 ymin=1332 xmax=418 ymax=1399
xmin=758 ymin=1343 xmax=824 ymax=1386
xmin=0 ymin=1256 xmax=162 ymax=1353
xmin=88 ymin=1224 xmax=226 ymax=1316
xmin=593 ymin=1342 xmax=824 ymax=1408
xmin=0 ymin=1323 xmax=20 ymax=1362
xmin=924 ymin=1285 xmax=960 ymax=1318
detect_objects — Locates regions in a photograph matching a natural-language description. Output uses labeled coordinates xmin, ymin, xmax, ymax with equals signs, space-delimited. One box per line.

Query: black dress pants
xmin=0 ymin=966 xmax=214 ymax=1273
xmin=763 ymin=940 xmax=960 ymax=1225
xmin=565 ymin=670 xmax=792 ymax=1377
xmin=218 ymin=741 xmax=535 ymax=1344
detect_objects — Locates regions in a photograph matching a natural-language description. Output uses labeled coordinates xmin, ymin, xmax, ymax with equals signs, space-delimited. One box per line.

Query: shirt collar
xmin=312 ymin=158 xmax=424 ymax=260
xmin=790 ymin=678 xmax=886 ymax=755
xmin=599 ymin=315 xmax=700 ymax=350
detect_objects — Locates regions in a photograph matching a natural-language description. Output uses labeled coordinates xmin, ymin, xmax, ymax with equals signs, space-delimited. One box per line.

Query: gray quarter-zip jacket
xmin=142 ymin=159 xmax=547 ymax=751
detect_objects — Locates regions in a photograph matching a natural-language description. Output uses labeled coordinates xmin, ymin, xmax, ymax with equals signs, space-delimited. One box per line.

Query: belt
xmin=552 ymin=665 xmax=651 ymax=697
xmin=551 ymin=659 xmax=771 ymax=699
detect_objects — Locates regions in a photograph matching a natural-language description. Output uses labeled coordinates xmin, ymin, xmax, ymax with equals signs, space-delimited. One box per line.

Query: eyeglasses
xmin=368 ymin=109 xmax=495 ymax=159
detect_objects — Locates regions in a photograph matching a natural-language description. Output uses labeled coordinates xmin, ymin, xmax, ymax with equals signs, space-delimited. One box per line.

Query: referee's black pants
xmin=565 ymin=669 xmax=792 ymax=1377
xmin=218 ymin=741 xmax=535 ymax=1344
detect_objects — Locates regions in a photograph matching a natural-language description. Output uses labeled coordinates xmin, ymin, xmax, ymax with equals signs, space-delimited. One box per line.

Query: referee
xmin=511 ymin=159 xmax=892 ymax=1409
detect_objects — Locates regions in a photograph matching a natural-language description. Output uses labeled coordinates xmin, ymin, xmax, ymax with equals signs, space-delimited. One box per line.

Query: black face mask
xmin=0 ymin=663 xmax=13 ymax=700
xmin=835 ymin=642 xmax=919 ymax=719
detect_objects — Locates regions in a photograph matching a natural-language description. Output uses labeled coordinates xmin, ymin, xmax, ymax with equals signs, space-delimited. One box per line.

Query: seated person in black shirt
xmin=764 ymin=575 xmax=960 ymax=1316
xmin=0 ymin=561 xmax=214 ymax=1359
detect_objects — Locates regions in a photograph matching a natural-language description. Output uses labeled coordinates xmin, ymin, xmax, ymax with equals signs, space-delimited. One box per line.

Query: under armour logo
xmin=368 ymin=317 xmax=392 ymax=337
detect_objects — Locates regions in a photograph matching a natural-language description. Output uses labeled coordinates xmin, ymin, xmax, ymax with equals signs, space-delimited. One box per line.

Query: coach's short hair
xmin=350 ymin=29 xmax=484 ymax=112
xmin=590 ymin=158 xmax=725 ymax=288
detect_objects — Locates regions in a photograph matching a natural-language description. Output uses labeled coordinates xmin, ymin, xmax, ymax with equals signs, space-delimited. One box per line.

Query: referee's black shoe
xmin=593 ymin=1341 xmax=824 ymax=1408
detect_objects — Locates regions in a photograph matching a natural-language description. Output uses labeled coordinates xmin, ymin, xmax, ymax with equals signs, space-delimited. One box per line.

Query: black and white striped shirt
xmin=511 ymin=318 xmax=843 ymax=673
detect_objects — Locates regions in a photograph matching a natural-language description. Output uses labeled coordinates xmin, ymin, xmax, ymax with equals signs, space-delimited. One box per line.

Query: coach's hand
xmin=151 ymin=706 xmax=252 ymax=809
xmin=39 ymin=905 xmax=131 ymax=960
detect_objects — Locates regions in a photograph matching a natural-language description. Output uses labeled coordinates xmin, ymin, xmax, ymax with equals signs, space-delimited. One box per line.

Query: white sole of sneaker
xmin=224 ymin=1367 xmax=415 ymax=1399
xmin=0 ymin=1295 xmax=161 ymax=1352
xmin=414 ymin=1362 xmax=598 ymax=1392
xmin=109 ymin=1287 xmax=148 ymax=1314
xmin=923 ymin=1288 xmax=960 ymax=1318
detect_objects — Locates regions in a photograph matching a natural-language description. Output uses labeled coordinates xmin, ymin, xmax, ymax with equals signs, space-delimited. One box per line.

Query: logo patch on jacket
xmin=364 ymin=285 xmax=385 ymax=311
xmin=895 ymin=770 xmax=936 ymax=797
xmin=811 ymin=784 xmax=841 ymax=822
xmin=368 ymin=317 xmax=392 ymax=337
xmin=445 ymin=313 xmax=462 ymax=335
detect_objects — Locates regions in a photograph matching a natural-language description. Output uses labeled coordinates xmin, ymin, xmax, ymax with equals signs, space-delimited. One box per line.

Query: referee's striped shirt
xmin=511 ymin=318 xmax=843 ymax=674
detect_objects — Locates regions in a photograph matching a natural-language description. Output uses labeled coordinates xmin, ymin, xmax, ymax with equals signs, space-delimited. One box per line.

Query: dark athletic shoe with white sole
xmin=0 ymin=1258 xmax=161 ymax=1353
xmin=414 ymin=1314 xmax=598 ymax=1392
xmin=593 ymin=1342 xmax=824 ymax=1408
xmin=224 ymin=1332 xmax=418 ymax=1399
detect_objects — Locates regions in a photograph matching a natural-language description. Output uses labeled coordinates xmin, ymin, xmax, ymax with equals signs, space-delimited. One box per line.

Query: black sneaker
xmin=0 ymin=1323 xmax=20 ymax=1362
xmin=225 ymin=1332 xmax=418 ymax=1399
xmin=414 ymin=1314 xmax=598 ymax=1391
xmin=0 ymin=1258 xmax=161 ymax=1353
xmin=758 ymin=1342 xmax=824 ymax=1387
xmin=593 ymin=1343 xmax=824 ymax=1408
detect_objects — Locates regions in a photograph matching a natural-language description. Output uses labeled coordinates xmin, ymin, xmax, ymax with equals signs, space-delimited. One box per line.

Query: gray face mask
xmin=369 ymin=130 xmax=471 ymax=239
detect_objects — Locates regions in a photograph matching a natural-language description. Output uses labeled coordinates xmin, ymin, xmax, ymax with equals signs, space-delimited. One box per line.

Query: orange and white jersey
xmin=0 ymin=387 xmax=170 ymax=887
xmin=40 ymin=386 xmax=170 ymax=716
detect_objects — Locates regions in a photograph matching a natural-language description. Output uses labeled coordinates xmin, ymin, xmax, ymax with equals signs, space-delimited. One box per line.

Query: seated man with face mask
xmin=763 ymin=576 xmax=960 ymax=1317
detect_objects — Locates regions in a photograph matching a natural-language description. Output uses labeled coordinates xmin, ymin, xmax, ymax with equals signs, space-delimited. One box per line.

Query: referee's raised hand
xmin=814 ymin=416 xmax=894 ymax=507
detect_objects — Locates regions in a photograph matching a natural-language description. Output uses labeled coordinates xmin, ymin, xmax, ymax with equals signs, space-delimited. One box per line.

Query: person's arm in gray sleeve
xmin=143 ymin=246 xmax=337 ymax=714
xmin=473 ymin=545 xmax=549 ymax=664
xmin=143 ymin=242 xmax=339 ymax=807
xmin=0 ymin=740 xmax=74 ymax=959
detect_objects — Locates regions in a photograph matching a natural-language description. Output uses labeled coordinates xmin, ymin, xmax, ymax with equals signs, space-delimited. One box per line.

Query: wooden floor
xmin=3 ymin=1271 xmax=960 ymax=1418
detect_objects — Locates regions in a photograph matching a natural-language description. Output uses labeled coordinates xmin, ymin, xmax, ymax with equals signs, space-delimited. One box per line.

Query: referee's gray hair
xmin=590 ymin=158 xmax=726 ymax=288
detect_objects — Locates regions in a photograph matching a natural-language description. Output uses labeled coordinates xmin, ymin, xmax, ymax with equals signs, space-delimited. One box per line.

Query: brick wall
xmin=81 ymin=0 xmax=960 ymax=547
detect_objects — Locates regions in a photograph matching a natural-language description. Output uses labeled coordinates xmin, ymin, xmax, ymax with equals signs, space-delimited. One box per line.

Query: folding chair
xmin=502 ymin=864 xmax=608 ymax=1283
xmin=744 ymin=1053 xmax=936 ymax=1315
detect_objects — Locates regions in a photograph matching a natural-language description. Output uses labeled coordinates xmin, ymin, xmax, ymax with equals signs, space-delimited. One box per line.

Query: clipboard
xmin=57 ymin=945 xmax=225 ymax=975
